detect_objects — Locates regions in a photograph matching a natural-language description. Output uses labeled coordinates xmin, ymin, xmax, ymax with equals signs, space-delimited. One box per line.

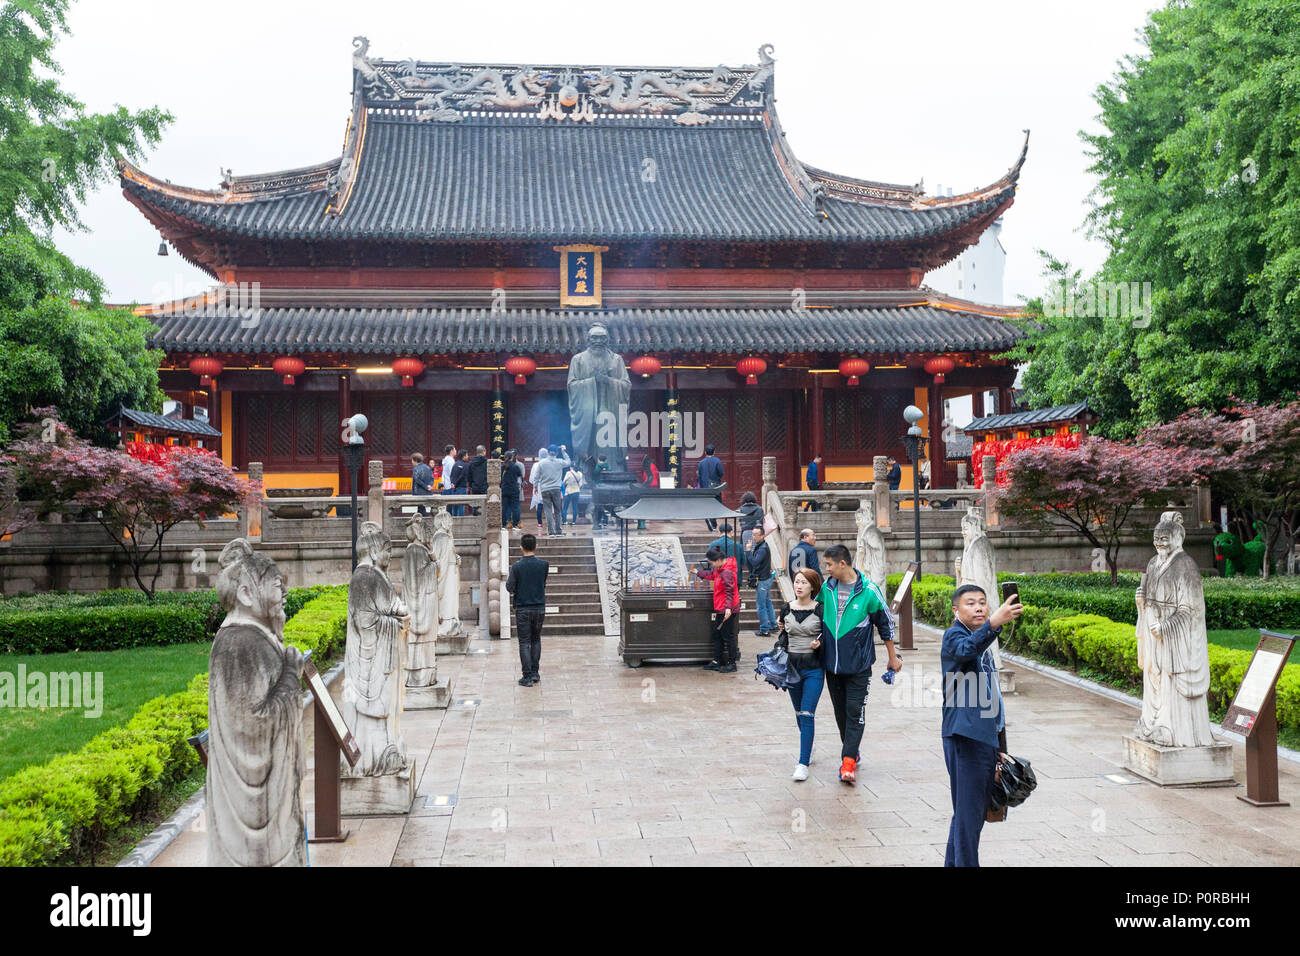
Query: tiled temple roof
xmin=148 ymin=304 xmax=1027 ymax=356
xmin=120 ymin=44 xmax=1028 ymax=248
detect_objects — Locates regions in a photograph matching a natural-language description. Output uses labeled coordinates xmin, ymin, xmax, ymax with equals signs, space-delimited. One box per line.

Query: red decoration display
xmin=504 ymin=356 xmax=536 ymax=385
xmin=273 ymin=357 xmax=306 ymax=385
xmin=736 ymin=357 xmax=767 ymax=385
xmin=630 ymin=356 xmax=662 ymax=379
xmin=391 ymin=357 xmax=424 ymax=387
xmin=972 ymin=432 xmax=1083 ymax=485
xmin=924 ymin=356 xmax=956 ymax=384
xmin=838 ymin=357 xmax=870 ymax=386
xmin=188 ymin=357 xmax=224 ymax=387
xmin=125 ymin=442 xmax=217 ymax=466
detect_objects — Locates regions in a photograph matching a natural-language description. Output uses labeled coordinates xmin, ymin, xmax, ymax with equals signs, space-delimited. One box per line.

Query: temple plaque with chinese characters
xmin=556 ymin=244 xmax=608 ymax=307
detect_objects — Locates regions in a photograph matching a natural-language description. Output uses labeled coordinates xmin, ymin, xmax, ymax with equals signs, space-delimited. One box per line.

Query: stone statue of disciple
xmin=206 ymin=538 xmax=306 ymax=867
xmin=431 ymin=507 xmax=463 ymax=638
xmin=1134 ymin=511 xmax=1215 ymax=747
xmin=854 ymin=500 xmax=888 ymax=596
xmin=342 ymin=521 xmax=411 ymax=776
xmin=402 ymin=513 xmax=439 ymax=687
xmin=959 ymin=506 xmax=1003 ymax=668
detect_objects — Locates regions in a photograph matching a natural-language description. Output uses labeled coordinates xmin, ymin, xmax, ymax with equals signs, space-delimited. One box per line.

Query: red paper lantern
xmin=630 ymin=355 xmax=662 ymax=379
xmin=273 ymin=357 xmax=306 ymax=385
xmin=504 ymin=356 xmax=536 ymax=385
xmin=391 ymin=357 xmax=424 ymax=387
xmin=838 ymin=357 xmax=870 ymax=386
xmin=188 ymin=356 xmax=224 ymax=387
xmin=736 ymin=357 xmax=767 ymax=385
xmin=924 ymin=356 xmax=956 ymax=383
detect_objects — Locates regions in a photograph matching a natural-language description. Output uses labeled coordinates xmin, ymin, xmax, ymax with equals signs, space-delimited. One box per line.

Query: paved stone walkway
xmin=153 ymin=621 xmax=1300 ymax=867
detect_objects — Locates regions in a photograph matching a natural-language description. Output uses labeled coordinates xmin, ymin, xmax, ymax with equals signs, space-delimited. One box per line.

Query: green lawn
xmin=0 ymin=643 xmax=212 ymax=780
xmin=1208 ymin=629 xmax=1283 ymax=652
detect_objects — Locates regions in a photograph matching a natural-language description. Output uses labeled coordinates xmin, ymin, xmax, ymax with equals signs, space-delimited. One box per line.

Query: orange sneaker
xmin=839 ymin=756 xmax=857 ymax=784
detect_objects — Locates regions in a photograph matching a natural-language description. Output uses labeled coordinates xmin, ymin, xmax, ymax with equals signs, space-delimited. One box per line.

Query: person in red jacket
xmin=694 ymin=545 xmax=740 ymax=673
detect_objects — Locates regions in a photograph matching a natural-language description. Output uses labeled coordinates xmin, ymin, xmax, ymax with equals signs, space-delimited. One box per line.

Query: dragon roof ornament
xmin=350 ymin=39 xmax=777 ymax=124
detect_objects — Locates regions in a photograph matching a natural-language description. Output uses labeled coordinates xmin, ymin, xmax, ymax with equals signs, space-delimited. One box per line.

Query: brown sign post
xmin=302 ymin=658 xmax=362 ymax=842
xmin=890 ymin=561 xmax=920 ymax=651
xmin=1223 ymin=630 xmax=1296 ymax=808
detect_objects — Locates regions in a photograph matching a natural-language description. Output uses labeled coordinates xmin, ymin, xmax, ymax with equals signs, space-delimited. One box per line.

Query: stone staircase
xmin=505 ymin=534 xmax=605 ymax=636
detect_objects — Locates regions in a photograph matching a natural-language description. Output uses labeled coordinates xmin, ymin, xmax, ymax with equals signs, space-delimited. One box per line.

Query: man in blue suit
xmin=941 ymin=584 xmax=1022 ymax=867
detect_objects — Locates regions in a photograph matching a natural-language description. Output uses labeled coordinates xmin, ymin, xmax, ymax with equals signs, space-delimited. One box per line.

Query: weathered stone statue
xmin=431 ymin=506 xmax=466 ymax=652
xmin=1124 ymin=511 xmax=1232 ymax=785
xmin=401 ymin=514 xmax=450 ymax=708
xmin=206 ymin=538 xmax=306 ymax=866
xmin=959 ymin=506 xmax=1002 ymax=668
xmin=853 ymin=500 xmax=887 ymax=595
xmin=341 ymin=521 xmax=415 ymax=813
xmin=567 ymin=324 xmax=630 ymax=471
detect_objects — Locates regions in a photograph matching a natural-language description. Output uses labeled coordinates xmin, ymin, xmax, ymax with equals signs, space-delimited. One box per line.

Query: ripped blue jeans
xmin=788 ymin=665 xmax=825 ymax=767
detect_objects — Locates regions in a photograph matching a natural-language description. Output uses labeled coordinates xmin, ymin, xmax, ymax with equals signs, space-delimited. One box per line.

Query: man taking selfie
xmin=942 ymin=584 xmax=1024 ymax=867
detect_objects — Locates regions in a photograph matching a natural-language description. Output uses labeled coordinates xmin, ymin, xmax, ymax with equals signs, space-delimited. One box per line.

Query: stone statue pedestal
xmin=997 ymin=669 xmax=1016 ymax=694
xmin=436 ymin=628 xmax=469 ymax=655
xmin=1122 ymin=735 xmax=1234 ymax=787
xmin=341 ymin=768 xmax=416 ymax=816
xmin=404 ymin=677 xmax=452 ymax=710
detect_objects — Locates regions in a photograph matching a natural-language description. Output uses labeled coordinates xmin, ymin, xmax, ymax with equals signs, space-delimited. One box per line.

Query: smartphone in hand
xmin=1001 ymin=582 xmax=1020 ymax=604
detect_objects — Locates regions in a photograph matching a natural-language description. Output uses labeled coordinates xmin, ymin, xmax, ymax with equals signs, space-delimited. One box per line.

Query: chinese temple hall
xmin=121 ymin=41 xmax=1029 ymax=504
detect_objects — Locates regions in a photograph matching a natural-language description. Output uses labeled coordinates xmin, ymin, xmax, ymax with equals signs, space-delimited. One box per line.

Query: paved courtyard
xmin=154 ymin=620 xmax=1300 ymax=867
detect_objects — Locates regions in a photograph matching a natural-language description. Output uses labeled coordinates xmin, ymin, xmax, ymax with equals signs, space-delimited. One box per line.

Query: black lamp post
xmin=340 ymin=413 xmax=368 ymax=569
xmin=901 ymin=404 xmax=928 ymax=577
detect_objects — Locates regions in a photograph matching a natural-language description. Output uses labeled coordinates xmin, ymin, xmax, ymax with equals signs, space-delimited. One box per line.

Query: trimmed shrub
xmin=282 ymin=587 xmax=349 ymax=663
xmin=1042 ymin=612 xmax=1300 ymax=730
xmin=0 ymin=603 xmax=213 ymax=654
xmin=994 ymin=572 xmax=1300 ymax=630
xmin=0 ymin=673 xmax=208 ymax=866
xmin=0 ymin=584 xmax=338 ymax=655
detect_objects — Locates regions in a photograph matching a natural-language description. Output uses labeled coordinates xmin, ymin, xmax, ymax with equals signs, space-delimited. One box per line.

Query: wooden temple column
xmin=338 ymin=372 xmax=352 ymax=495
xmin=207 ymin=384 xmax=219 ymax=432
xmin=997 ymin=385 xmax=1012 ymax=416
xmin=810 ymin=373 xmax=824 ymax=465
xmin=928 ymin=379 xmax=947 ymax=488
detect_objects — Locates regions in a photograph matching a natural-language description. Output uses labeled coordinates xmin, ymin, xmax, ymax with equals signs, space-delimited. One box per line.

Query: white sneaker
xmin=792 ymin=764 xmax=809 ymax=781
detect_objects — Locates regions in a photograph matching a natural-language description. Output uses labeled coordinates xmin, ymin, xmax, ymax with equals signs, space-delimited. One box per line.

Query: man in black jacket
xmin=449 ymin=450 xmax=469 ymax=516
xmin=500 ymin=450 xmax=523 ymax=530
xmin=506 ymin=533 xmax=549 ymax=686
xmin=746 ymin=526 xmax=775 ymax=636
xmin=466 ymin=444 xmax=488 ymax=516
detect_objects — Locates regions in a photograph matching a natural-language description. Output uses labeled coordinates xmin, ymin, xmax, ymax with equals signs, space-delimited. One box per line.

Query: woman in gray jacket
xmin=778 ymin=567 xmax=826 ymax=781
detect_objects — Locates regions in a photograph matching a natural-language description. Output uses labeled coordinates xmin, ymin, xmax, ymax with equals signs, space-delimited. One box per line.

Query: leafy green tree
xmin=0 ymin=0 xmax=171 ymax=443
xmin=1011 ymin=0 xmax=1300 ymax=435
xmin=1 ymin=0 xmax=171 ymax=234
xmin=0 ymin=232 xmax=163 ymax=444
xmin=1004 ymin=252 xmax=1145 ymax=439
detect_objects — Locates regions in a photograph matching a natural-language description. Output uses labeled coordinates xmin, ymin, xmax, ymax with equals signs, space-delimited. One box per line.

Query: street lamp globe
xmin=903 ymin=404 xmax=924 ymax=426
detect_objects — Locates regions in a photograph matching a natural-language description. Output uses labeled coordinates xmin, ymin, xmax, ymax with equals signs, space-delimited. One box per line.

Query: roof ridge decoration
xmin=351 ymin=37 xmax=774 ymax=125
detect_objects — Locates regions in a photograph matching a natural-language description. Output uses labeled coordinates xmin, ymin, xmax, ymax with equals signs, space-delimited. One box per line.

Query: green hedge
xmin=886 ymin=571 xmax=1300 ymax=632
xmin=887 ymin=571 xmax=1300 ymax=734
xmin=281 ymin=587 xmax=349 ymax=663
xmin=1046 ymin=614 xmax=1300 ymax=731
xmin=0 ymin=604 xmax=215 ymax=654
xmin=992 ymin=573 xmax=1300 ymax=630
xmin=0 ymin=585 xmax=339 ymax=655
xmin=0 ymin=673 xmax=208 ymax=866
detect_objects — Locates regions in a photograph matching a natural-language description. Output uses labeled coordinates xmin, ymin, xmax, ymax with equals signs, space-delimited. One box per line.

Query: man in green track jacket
xmin=820 ymin=544 xmax=902 ymax=784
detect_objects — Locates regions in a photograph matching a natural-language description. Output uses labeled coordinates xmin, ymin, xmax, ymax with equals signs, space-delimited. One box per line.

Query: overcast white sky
xmin=45 ymin=0 xmax=1158 ymax=306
